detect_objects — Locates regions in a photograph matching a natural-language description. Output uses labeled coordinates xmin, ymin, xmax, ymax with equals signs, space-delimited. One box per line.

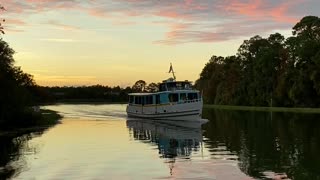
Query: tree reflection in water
xmin=126 ymin=119 xmax=206 ymax=175
xmin=0 ymin=130 xmax=47 ymax=179
xmin=202 ymin=109 xmax=320 ymax=180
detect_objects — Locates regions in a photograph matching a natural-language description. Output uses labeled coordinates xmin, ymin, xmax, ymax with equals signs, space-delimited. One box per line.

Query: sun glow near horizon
xmin=2 ymin=0 xmax=320 ymax=86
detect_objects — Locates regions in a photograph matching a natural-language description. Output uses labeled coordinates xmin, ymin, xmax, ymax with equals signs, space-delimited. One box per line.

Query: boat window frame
xmin=156 ymin=95 xmax=160 ymax=104
xmin=168 ymin=93 xmax=179 ymax=103
xmin=129 ymin=96 xmax=134 ymax=104
xmin=135 ymin=96 xmax=142 ymax=105
xmin=180 ymin=93 xmax=187 ymax=101
xmin=159 ymin=84 xmax=167 ymax=91
xmin=145 ymin=95 xmax=153 ymax=105
xmin=187 ymin=93 xmax=198 ymax=100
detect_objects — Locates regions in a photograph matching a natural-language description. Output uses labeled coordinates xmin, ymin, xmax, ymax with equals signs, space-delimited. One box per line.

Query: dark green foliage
xmin=35 ymin=85 xmax=132 ymax=103
xmin=0 ymin=39 xmax=37 ymax=126
xmin=196 ymin=16 xmax=320 ymax=107
xmin=145 ymin=82 xmax=159 ymax=92
xmin=34 ymin=80 xmax=162 ymax=103
xmin=132 ymin=80 xmax=147 ymax=92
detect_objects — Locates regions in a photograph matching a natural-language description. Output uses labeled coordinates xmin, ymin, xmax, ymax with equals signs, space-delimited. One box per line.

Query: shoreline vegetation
xmin=0 ymin=109 xmax=62 ymax=137
xmin=204 ymin=104 xmax=320 ymax=113
xmin=195 ymin=16 xmax=320 ymax=108
xmin=38 ymin=109 xmax=63 ymax=125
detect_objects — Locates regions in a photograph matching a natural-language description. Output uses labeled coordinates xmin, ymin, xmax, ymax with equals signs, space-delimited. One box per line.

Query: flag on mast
xmin=168 ymin=63 xmax=173 ymax=73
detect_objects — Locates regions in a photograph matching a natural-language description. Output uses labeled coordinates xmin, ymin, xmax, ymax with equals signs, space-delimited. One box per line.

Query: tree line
xmin=33 ymin=80 xmax=159 ymax=103
xmin=195 ymin=16 xmax=320 ymax=107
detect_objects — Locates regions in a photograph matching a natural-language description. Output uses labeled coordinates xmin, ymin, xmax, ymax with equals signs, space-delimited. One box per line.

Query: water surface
xmin=1 ymin=104 xmax=320 ymax=179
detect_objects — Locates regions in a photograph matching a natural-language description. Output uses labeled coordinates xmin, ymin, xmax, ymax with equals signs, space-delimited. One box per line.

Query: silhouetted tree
xmin=0 ymin=6 xmax=38 ymax=126
xmin=145 ymin=82 xmax=159 ymax=92
xmin=0 ymin=38 xmax=37 ymax=126
xmin=196 ymin=16 xmax=320 ymax=107
xmin=132 ymin=80 xmax=146 ymax=92
xmin=0 ymin=5 xmax=4 ymax=34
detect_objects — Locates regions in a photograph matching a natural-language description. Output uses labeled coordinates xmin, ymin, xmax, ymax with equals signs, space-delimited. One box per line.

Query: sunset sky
xmin=2 ymin=0 xmax=320 ymax=87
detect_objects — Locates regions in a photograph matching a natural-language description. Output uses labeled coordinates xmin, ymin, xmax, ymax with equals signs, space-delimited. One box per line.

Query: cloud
xmin=225 ymin=0 xmax=302 ymax=23
xmin=45 ymin=20 xmax=80 ymax=31
xmin=39 ymin=38 xmax=79 ymax=43
xmin=2 ymin=18 xmax=27 ymax=33
xmin=154 ymin=31 xmax=234 ymax=45
xmin=2 ymin=0 xmax=320 ymax=44
xmin=34 ymin=74 xmax=99 ymax=86
xmin=4 ymin=18 xmax=26 ymax=25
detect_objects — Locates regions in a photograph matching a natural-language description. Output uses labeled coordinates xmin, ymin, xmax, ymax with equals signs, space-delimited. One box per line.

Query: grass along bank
xmin=204 ymin=104 xmax=320 ymax=113
xmin=0 ymin=109 xmax=62 ymax=137
xmin=38 ymin=109 xmax=63 ymax=126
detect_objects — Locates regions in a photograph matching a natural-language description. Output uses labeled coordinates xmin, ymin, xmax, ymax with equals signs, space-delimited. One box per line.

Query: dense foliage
xmin=36 ymin=80 xmax=159 ymax=103
xmin=195 ymin=16 xmax=320 ymax=107
xmin=0 ymin=39 xmax=38 ymax=127
xmin=37 ymin=85 xmax=131 ymax=103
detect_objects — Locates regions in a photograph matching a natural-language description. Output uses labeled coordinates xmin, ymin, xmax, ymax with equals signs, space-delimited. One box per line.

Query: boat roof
xmin=129 ymin=92 xmax=155 ymax=96
xmin=161 ymin=78 xmax=192 ymax=84
xmin=129 ymin=89 xmax=199 ymax=96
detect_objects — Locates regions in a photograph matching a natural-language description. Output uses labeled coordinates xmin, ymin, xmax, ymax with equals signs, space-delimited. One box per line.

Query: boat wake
xmin=43 ymin=104 xmax=128 ymax=120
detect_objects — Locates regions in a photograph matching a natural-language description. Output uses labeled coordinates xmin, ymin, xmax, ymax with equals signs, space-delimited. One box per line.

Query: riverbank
xmin=39 ymin=109 xmax=63 ymax=125
xmin=0 ymin=109 xmax=62 ymax=137
xmin=204 ymin=104 xmax=320 ymax=113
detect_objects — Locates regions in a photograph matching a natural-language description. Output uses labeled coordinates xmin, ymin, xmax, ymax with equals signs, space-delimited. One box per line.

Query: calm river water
xmin=1 ymin=104 xmax=320 ymax=179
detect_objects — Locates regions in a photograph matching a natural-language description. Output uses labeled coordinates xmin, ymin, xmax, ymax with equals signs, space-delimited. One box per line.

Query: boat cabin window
xmin=129 ymin=96 xmax=134 ymax=104
xmin=188 ymin=93 xmax=198 ymax=100
xmin=135 ymin=96 xmax=142 ymax=105
xmin=167 ymin=83 xmax=175 ymax=90
xmin=180 ymin=93 xmax=187 ymax=101
xmin=159 ymin=81 xmax=192 ymax=92
xmin=168 ymin=93 xmax=179 ymax=102
xmin=145 ymin=95 xmax=153 ymax=105
xmin=159 ymin=84 xmax=166 ymax=91
xmin=156 ymin=95 xmax=160 ymax=104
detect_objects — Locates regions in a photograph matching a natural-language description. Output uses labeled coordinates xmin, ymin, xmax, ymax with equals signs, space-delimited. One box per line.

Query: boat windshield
xmin=159 ymin=81 xmax=192 ymax=91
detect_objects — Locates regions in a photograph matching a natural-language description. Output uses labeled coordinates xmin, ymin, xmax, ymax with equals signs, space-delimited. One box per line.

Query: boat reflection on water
xmin=126 ymin=118 xmax=208 ymax=175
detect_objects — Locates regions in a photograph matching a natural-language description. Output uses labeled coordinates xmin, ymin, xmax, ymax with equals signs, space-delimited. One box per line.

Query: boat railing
xmin=128 ymin=98 xmax=202 ymax=106
xmin=178 ymin=98 xmax=202 ymax=104
xmin=166 ymin=87 xmax=193 ymax=91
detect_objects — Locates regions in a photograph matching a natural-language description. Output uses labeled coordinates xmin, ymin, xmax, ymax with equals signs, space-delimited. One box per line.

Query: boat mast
xmin=168 ymin=63 xmax=176 ymax=80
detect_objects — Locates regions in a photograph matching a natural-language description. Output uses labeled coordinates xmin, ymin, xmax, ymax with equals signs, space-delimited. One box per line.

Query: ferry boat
xmin=126 ymin=64 xmax=203 ymax=121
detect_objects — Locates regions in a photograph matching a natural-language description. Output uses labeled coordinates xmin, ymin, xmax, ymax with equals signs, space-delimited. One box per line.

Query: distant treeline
xmin=31 ymin=80 xmax=158 ymax=103
xmin=195 ymin=16 xmax=320 ymax=107
xmin=34 ymin=85 xmax=131 ymax=103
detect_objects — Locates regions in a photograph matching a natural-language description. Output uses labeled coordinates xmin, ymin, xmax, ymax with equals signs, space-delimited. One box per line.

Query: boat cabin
xmin=128 ymin=91 xmax=200 ymax=106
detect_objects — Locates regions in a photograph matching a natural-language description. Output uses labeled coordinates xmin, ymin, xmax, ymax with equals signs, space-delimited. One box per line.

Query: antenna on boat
xmin=168 ymin=63 xmax=176 ymax=80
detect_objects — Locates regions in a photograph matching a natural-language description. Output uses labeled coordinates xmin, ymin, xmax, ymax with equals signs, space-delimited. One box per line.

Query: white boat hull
xmin=126 ymin=100 xmax=203 ymax=121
